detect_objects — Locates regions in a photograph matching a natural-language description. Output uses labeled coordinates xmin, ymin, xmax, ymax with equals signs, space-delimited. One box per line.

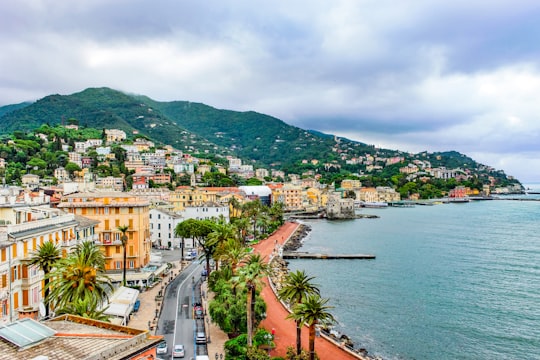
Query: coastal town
xmin=0 ymin=125 xmax=524 ymax=359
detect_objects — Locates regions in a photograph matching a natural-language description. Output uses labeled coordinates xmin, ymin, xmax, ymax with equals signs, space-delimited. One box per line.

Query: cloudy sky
xmin=2 ymin=1 xmax=540 ymax=183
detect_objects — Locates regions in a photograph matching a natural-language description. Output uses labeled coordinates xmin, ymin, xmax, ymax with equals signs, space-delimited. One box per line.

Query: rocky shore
xmin=269 ymin=223 xmax=380 ymax=359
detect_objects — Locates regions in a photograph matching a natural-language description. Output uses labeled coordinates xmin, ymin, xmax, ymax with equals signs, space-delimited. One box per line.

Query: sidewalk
xmin=200 ymin=280 xmax=229 ymax=358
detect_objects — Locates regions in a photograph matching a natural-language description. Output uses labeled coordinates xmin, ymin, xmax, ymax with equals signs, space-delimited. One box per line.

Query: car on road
xmin=195 ymin=331 xmax=206 ymax=344
xmin=172 ymin=344 xmax=185 ymax=358
xmin=193 ymin=302 xmax=204 ymax=318
xmin=156 ymin=341 xmax=167 ymax=355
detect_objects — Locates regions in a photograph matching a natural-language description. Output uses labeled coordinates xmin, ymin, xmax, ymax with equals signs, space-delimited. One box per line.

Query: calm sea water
xmin=288 ymin=186 xmax=540 ymax=360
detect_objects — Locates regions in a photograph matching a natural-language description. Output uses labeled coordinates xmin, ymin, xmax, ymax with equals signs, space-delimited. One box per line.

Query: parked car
xmin=172 ymin=344 xmax=185 ymax=358
xmin=193 ymin=302 xmax=204 ymax=319
xmin=133 ymin=299 xmax=140 ymax=312
xmin=195 ymin=331 xmax=206 ymax=344
xmin=156 ymin=341 xmax=167 ymax=355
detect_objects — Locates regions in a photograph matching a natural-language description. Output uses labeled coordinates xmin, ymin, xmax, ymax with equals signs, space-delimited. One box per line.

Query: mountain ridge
xmin=0 ymin=87 xmax=519 ymax=187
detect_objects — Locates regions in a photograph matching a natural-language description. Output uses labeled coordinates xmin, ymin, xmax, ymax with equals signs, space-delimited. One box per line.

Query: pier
xmin=283 ymin=251 xmax=376 ymax=260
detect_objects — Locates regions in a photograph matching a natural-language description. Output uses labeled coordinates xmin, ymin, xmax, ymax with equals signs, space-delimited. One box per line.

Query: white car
xmin=172 ymin=344 xmax=185 ymax=358
xmin=156 ymin=341 xmax=167 ymax=354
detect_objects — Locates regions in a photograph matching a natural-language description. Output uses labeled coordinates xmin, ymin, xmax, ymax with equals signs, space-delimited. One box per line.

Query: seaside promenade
xmin=128 ymin=221 xmax=367 ymax=359
xmin=253 ymin=221 xmax=367 ymax=360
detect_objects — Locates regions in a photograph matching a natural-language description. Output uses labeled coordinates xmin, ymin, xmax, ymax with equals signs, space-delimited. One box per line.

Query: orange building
xmin=58 ymin=192 xmax=151 ymax=271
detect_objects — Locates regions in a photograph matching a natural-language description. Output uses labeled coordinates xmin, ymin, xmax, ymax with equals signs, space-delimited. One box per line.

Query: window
xmin=129 ymin=260 xmax=134 ymax=269
xmin=115 ymin=261 xmax=121 ymax=269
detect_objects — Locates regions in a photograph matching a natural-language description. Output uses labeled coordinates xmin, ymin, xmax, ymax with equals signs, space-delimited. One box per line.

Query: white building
xmin=180 ymin=203 xmax=229 ymax=223
xmin=149 ymin=208 xmax=185 ymax=249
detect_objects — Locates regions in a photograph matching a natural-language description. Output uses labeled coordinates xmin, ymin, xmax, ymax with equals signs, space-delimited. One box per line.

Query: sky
xmin=1 ymin=1 xmax=540 ymax=183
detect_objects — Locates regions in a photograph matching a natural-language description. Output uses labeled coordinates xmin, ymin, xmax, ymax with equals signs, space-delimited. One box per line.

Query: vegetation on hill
xmin=0 ymin=87 xmax=522 ymax=197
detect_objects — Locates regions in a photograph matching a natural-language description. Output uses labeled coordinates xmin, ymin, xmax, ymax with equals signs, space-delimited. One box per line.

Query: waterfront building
xmin=272 ymin=184 xmax=303 ymax=211
xmin=57 ymin=192 xmax=151 ymax=272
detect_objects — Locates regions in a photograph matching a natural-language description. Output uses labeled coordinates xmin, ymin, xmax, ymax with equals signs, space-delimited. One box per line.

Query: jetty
xmin=283 ymin=251 xmax=376 ymax=260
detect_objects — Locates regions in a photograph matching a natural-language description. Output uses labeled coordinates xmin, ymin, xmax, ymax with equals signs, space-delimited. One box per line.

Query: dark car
xmin=133 ymin=299 xmax=141 ymax=312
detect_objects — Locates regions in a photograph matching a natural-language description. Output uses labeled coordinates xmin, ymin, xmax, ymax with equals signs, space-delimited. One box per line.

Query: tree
xmin=239 ymin=253 xmax=269 ymax=347
xmin=29 ymin=241 xmax=61 ymax=318
xmin=279 ymin=270 xmax=320 ymax=355
xmin=55 ymin=298 xmax=110 ymax=321
xmin=117 ymin=225 xmax=129 ymax=287
xmin=175 ymin=218 xmax=215 ymax=273
xmin=288 ymin=295 xmax=335 ymax=360
xmin=65 ymin=162 xmax=82 ymax=178
xmin=47 ymin=241 xmax=112 ymax=313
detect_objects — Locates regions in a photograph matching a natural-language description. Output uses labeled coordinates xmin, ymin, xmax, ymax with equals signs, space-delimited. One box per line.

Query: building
xmin=149 ymin=208 xmax=184 ymax=249
xmin=0 ymin=205 xmax=97 ymax=325
xmin=105 ymin=129 xmax=127 ymax=143
xmin=272 ymin=184 xmax=303 ymax=211
xmin=0 ymin=315 xmax=162 ymax=359
xmin=180 ymin=203 xmax=230 ymax=222
xmin=239 ymin=185 xmax=272 ymax=206
xmin=95 ymin=176 xmax=124 ymax=191
xmin=57 ymin=192 xmax=151 ymax=272
xmin=21 ymin=174 xmax=39 ymax=188
xmin=54 ymin=167 xmax=70 ymax=182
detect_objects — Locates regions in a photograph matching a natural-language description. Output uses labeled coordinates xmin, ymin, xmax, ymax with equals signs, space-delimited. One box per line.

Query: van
xmin=195 ymin=331 xmax=206 ymax=344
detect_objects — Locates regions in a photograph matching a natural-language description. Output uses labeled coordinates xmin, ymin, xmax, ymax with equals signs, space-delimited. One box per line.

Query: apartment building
xmin=57 ymin=192 xmax=151 ymax=272
xmin=0 ymin=204 xmax=98 ymax=325
xmin=170 ymin=187 xmax=219 ymax=212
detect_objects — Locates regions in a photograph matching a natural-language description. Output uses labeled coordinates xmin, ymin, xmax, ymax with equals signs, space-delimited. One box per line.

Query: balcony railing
xmin=6 ymin=214 xmax=76 ymax=235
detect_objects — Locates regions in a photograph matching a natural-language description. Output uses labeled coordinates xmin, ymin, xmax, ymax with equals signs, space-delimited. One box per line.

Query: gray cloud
xmin=1 ymin=0 xmax=540 ymax=182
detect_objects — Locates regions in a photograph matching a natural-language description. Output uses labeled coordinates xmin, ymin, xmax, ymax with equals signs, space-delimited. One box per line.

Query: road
xmin=156 ymin=259 xmax=208 ymax=359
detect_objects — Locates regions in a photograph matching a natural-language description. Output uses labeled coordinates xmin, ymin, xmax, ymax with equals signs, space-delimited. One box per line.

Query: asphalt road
xmin=155 ymin=253 xmax=208 ymax=359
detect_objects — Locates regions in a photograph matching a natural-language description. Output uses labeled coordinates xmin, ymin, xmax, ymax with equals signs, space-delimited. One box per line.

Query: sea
xmin=287 ymin=184 xmax=540 ymax=360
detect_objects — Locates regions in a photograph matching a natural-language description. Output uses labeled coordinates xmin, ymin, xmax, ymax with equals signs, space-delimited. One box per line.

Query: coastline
xmin=254 ymin=221 xmax=373 ymax=360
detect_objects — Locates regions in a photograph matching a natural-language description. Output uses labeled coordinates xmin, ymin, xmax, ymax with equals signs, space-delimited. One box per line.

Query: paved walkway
xmin=253 ymin=221 xmax=367 ymax=360
xmin=129 ymin=222 xmax=367 ymax=359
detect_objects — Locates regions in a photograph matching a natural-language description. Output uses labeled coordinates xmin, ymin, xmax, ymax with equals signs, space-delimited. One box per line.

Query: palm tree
xmin=47 ymin=241 xmax=112 ymax=313
xmin=278 ymin=270 xmax=320 ymax=355
xmin=288 ymin=295 xmax=336 ymax=360
xmin=239 ymin=253 xmax=269 ymax=347
xmin=207 ymin=220 xmax=238 ymax=270
xmin=117 ymin=225 xmax=129 ymax=287
xmin=219 ymin=239 xmax=250 ymax=275
xmin=242 ymin=199 xmax=263 ymax=238
xmin=29 ymin=241 xmax=61 ymax=318
xmin=55 ymin=298 xmax=110 ymax=321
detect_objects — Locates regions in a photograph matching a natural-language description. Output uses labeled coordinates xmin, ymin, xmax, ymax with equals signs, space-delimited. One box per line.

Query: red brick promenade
xmin=253 ymin=222 xmax=366 ymax=360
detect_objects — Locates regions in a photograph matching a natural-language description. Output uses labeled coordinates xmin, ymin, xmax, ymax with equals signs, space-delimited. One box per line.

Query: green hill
xmin=0 ymin=87 xmax=520 ymax=189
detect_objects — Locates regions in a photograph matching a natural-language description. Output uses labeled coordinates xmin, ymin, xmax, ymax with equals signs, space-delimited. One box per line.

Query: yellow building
xmin=272 ymin=184 xmax=303 ymax=211
xmin=170 ymin=187 xmax=220 ymax=212
xmin=58 ymin=192 xmax=151 ymax=272
xmin=0 ymin=206 xmax=98 ymax=325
